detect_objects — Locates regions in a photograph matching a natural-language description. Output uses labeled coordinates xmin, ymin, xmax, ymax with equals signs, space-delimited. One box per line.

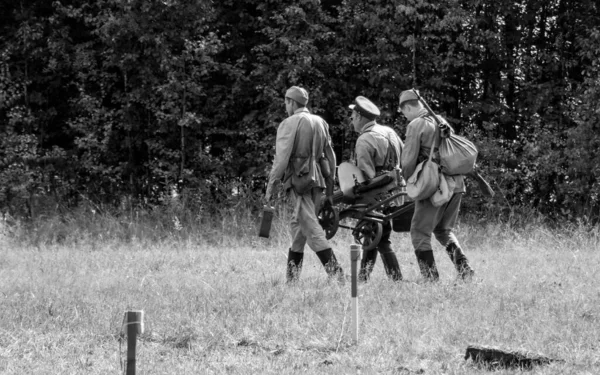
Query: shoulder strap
xmin=308 ymin=115 xmax=319 ymax=159
xmin=382 ymin=132 xmax=398 ymax=169
xmin=367 ymin=126 xmax=399 ymax=168
xmin=290 ymin=112 xmax=310 ymax=153
xmin=420 ymin=115 xmax=438 ymax=161
xmin=293 ymin=112 xmax=321 ymax=160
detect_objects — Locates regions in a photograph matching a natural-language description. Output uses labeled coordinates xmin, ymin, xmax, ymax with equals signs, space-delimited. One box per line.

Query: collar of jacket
xmin=359 ymin=120 xmax=377 ymax=134
xmin=294 ymin=107 xmax=310 ymax=115
xmin=417 ymin=108 xmax=429 ymax=118
xmin=408 ymin=108 xmax=431 ymax=126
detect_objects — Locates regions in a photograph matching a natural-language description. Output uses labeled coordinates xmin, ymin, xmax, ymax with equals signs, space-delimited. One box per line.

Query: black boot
xmin=380 ymin=251 xmax=403 ymax=282
xmin=358 ymin=250 xmax=378 ymax=282
xmin=446 ymin=243 xmax=474 ymax=280
xmin=316 ymin=248 xmax=344 ymax=280
xmin=445 ymin=244 xmax=455 ymax=263
xmin=286 ymin=249 xmax=304 ymax=283
xmin=415 ymin=250 xmax=439 ymax=281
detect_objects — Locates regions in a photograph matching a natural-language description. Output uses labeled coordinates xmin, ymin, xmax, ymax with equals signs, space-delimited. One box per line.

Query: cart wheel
xmin=318 ymin=204 xmax=339 ymax=240
xmin=353 ymin=220 xmax=383 ymax=251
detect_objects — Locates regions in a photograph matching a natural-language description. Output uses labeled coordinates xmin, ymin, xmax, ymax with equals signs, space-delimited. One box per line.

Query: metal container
xmin=258 ymin=205 xmax=275 ymax=238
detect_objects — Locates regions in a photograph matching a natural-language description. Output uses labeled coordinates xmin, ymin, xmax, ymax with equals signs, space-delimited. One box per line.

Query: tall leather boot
xmin=446 ymin=243 xmax=474 ymax=280
xmin=286 ymin=249 xmax=304 ymax=283
xmin=316 ymin=248 xmax=344 ymax=280
xmin=380 ymin=251 xmax=403 ymax=281
xmin=358 ymin=250 xmax=378 ymax=282
xmin=415 ymin=250 xmax=439 ymax=281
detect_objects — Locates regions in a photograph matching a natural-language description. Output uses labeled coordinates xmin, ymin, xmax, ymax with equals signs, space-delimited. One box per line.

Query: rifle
xmin=410 ymin=88 xmax=495 ymax=198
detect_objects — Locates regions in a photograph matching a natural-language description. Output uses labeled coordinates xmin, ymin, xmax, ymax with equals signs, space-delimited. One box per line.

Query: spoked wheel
xmin=352 ymin=219 xmax=383 ymax=251
xmin=318 ymin=204 xmax=339 ymax=240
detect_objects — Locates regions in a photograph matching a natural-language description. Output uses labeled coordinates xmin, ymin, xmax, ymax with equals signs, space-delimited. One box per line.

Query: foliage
xmin=1 ymin=0 xmax=600 ymax=223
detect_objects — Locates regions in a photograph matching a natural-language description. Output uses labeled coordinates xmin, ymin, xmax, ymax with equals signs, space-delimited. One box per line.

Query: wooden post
xmin=350 ymin=244 xmax=360 ymax=345
xmin=124 ymin=310 xmax=144 ymax=375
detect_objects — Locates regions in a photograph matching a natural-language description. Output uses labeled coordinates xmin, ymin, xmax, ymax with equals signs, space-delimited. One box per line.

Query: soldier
xmin=398 ymin=90 xmax=475 ymax=281
xmin=265 ymin=86 xmax=344 ymax=283
xmin=348 ymin=96 xmax=404 ymax=282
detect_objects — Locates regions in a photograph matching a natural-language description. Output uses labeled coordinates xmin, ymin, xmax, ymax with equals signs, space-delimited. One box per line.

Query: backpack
xmin=437 ymin=121 xmax=478 ymax=175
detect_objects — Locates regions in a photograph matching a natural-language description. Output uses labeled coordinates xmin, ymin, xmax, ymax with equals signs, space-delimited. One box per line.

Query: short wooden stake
xmin=350 ymin=244 xmax=360 ymax=345
xmin=123 ymin=310 xmax=144 ymax=375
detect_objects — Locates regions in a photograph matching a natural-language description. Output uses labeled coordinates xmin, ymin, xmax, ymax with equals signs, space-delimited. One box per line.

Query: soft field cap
xmin=348 ymin=96 xmax=380 ymax=119
xmin=399 ymin=90 xmax=419 ymax=105
xmin=285 ymin=86 xmax=309 ymax=105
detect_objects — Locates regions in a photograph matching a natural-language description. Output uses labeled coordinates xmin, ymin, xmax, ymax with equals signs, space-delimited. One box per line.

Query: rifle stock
xmin=466 ymin=171 xmax=495 ymax=198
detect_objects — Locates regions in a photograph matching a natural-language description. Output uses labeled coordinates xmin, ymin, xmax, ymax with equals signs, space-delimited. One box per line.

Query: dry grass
xmin=1 ymin=211 xmax=599 ymax=374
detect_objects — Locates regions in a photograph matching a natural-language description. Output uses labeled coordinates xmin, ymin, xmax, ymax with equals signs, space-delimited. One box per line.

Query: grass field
xmin=1 ymin=213 xmax=599 ymax=374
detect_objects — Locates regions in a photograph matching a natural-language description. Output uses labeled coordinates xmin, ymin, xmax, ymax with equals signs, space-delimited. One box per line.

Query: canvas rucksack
xmin=436 ymin=120 xmax=478 ymax=175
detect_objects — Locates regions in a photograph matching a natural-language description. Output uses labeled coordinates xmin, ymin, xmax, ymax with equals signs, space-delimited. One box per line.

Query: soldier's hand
xmin=263 ymin=194 xmax=272 ymax=206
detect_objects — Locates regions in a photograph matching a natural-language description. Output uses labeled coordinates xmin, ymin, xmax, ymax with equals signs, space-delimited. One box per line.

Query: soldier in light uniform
xmin=265 ymin=86 xmax=344 ymax=283
xmin=348 ymin=96 xmax=404 ymax=282
xmin=398 ymin=90 xmax=475 ymax=281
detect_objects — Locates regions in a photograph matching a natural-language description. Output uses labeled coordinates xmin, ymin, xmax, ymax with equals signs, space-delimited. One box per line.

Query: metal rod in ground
xmin=124 ymin=310 xmax=144 ymax=375
xmin=350 ymin=244 xmax=361 ymax=345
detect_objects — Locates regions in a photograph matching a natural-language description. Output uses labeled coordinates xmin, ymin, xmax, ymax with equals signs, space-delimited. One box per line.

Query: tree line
xmin=1 ymin=0 xmax=599 ymax=223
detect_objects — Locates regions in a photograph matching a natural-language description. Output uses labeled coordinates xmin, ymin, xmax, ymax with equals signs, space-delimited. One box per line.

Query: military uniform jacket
xmin=355 ymin=121 xmax=403 ymax=179
xmin=267 ymin=108 xmax=336 ymax=196
xmin=401 ymin=109 xmax=465 ymax=193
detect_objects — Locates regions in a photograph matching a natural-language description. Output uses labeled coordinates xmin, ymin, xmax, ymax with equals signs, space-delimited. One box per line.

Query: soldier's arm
xmin=401 ymin=120 xmax=422 ymax=178
xmin=322 ymin=120 xmax=337 ymax=174
xmin=266 ymin=119 xmax=295 ymax=200
xmin=355 ymin=135 xmax=377 ymax=179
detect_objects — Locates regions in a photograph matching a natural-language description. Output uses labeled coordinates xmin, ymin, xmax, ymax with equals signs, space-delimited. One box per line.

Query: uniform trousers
xmin=288 ymin=187 xmax=331 ymax=254
xmin=410 ymin=193 xmax=463 ymax=253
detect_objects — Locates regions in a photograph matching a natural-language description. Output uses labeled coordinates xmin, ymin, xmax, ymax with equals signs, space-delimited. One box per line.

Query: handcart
xmin=318 ymin=162 xmax=414 ymax=251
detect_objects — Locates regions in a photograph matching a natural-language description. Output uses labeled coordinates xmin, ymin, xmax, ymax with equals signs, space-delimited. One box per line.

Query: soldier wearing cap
xmin=348 ymin=96 xmax=404 ymax=282
xmin=265 ymin=86 xmax=344 ymax=283
xmin=398 ymin=90 xmax=475 ymax=281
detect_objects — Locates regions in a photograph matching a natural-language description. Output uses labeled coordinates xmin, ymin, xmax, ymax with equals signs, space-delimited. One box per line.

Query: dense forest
xmin=1 ymin=0 xmax=599 ymax=224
